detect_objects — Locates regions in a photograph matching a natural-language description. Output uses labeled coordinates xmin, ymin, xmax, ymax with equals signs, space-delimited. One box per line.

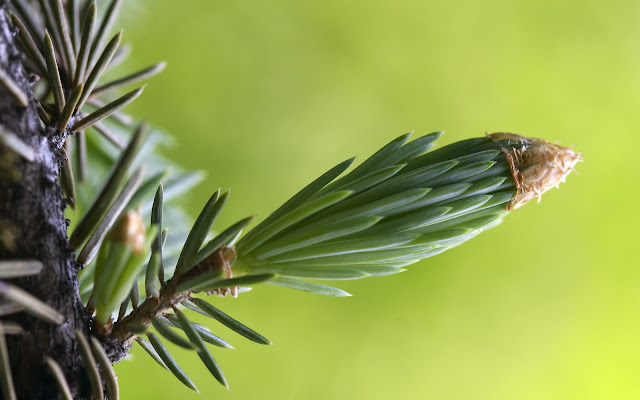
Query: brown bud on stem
xmin=108 ymin=210 xmax=146 ymax=253
xmin=489 ymin=132 xmax=582 ymax=210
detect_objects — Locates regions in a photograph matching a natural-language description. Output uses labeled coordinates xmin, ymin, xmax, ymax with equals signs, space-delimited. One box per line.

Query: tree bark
xmin=0 ymin=6 xmax=95 ymax=399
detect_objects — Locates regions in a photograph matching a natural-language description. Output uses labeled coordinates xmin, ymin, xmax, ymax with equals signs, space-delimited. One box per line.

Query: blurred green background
xmin=112 ymin=0 xmax=640 ymax=398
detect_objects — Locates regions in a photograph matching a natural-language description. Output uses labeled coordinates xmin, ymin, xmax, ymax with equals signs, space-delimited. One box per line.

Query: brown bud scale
xmin=108 ymin=210 xmax=146 ymax=253
xmin=488 ymin=132 xmax=582 ymax=210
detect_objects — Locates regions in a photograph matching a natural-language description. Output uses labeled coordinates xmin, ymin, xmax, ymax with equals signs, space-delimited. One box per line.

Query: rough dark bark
xmin=0 ymin=7 xmax=95 ymax=400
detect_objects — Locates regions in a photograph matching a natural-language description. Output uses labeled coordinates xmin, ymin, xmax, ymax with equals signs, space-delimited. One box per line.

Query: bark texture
xmin=0 ymin=6 xmax=95 ymax=399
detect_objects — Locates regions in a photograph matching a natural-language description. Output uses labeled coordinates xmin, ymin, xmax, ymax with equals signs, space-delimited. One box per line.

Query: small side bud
xmin=489 ymin=132 xmax=582 ymax=210
xmin=108 ymin=210 xmax=146 ymax=254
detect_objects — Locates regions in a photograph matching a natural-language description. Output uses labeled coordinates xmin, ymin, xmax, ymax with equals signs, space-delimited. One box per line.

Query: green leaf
xmin=117 ymin=293 xmax=131 ymax=321
xmin=68 ymin=0 xmax=80 ymax=50
xmin=11 ymin=0 xmax=43 ymax=48
xmin=39 ymin=2 xmax=64 ymax=74
xmin=238 ymin=190 xmax=353 ymax=255
xmin=76 ymin=166 xmax=146 ymax=267
xmin=382 ymin=131 xmax=443 ymax=165
xmin=36 ymin=103 xmax=51 ymax=125
xmin=72 ymin=85 xmax=146 ymax=132
xmin=320 ymin=133 xmax=411 ymax=194
xmin=107 ymin=43 xmax=130 ymax=70
xmin=420 ymin=160 xmax=497 ymax=188
xmin=237 ymin=157 xmax=355 ymax=251
xmin=49 ymin=0 xmax=75 ymax=75
xmin=73 ymin=1 xmax=96 ymax=85
xmin=126 ymin=170 xmax=169 ymax=211
xmin=60 ymin=147 xmax=77 ymax=208
xmin=373 ymin=245 xmax=451 ymax=264
xmin=190 ymin=298 xmax=271 ymax=345
xmin=424 ymin=178 xmax=509 ymax=211
xmin=260 ymin=233 xmax=418 ymax=263
xmin=86 ymin=98 xmax=134 ymax=125
xmin=146 ymin=332 xmax=198 ymax=392
xmin=92 ymin=61 xmax=167 ymax=97
xmin=174 ymin=309 xmax=228 ymax=389
xmin=129 ymin=279 xmax=139 ymax=308
xmin=278 ymin=242 xmax=442 ymax=266
xmin=0 ymin=127 xmax=34 ymax=161
xmin=161 ymin=171 xmax=205 ymax=204
xmin=98 ymin=226 xmax=157 ymax=322
xmin=175 ymin=189 xmax=227 ymax=273
xmin=455 ymin=176 xmax=509 ymax=199
xmin=180 ymin=299 xmax=210 ymax=317
xmin=77 ymin=30 xmax=122 ymax=110
xmin=43 ymin=31 xmax=65 ymax=113
xmin=145 ymin=253 xmax=162 ymax=299
xmin=0 ymin=322 xmax=22 ymax=335
xmin=349 ymin=265 xmax=407 ymax=276
xmin=264 ymin=262 xmax=409 ymax=276
xmin=135 ymin=337 xmax=168 ymax=370
xmin=0 ymin=282 xmax=64 ymax=324
xmin=474 ymin=191 xmax=514 ymax=209
xmin=177 ymin=272 xmax=275 ymax=293
xmin=250 ymin=215 xmax=382 ymax=260
xmin=449 ymin=212 xmax=506 ymax=231
xmin=386 ymin=183 xmax=472 ymax=216
xmin=9 ymin=13 xmax=47 ymax=77
xmin=0 ymin=303 xmax=24 ymax=317
xmin=467 ymin=159 xmax=510 ymax=184
xmin=125 ymin=323 xmax=147 ymax=335
xmin=366 ymin=194 xmax=491 ymax=235
xmin=320 ymin=160 xmax=459 ymax=217
xmin=69 ymin=123 xmax=147 ymax=251
xmin=92 ymin=242 xmax=131 ymax=321
xmin=89 ymin=337 xmax=119 ymax=400
xmin=363 ymin=207 xmax=451 ymax=235
xmin=0 ymin=66 xmax=28 ymax=108
xmin=452 ymin=149 xmax=501 ymax=164
xmin=310 ymin=133 xmax=442 ymax=198
xmin=44 ymin=357 xmax=73 ymax=400
xmin=159 ymin=228 xmax=168 ymax=283
xmin=75 ymin=330 xmax=103 ymax=400
xmin=413 ymin=228 xmax=478 ymax=245
xmin=309 ymin=187 xmax=430 ymax=223
xmin=182 ymin=216 xmax=254 ymax=273
xmin=86 ymin=0 xmax=122 ymax=70
xmin=321 ymin=164 xmax=405 ymax=196
xmin=90 ymin=121 xmax=126 ymax=149
xmin=267 ymin=277 xmax=351 ymax=297
xmin=57 ymin=83 xmax=83 ymax=132
xmin=0 ymin=260 xmax=43 ymax=278
xmin=0 ymin=323 xmax=16 ymax=400
xmin=150 ymin=184 xmax=164 ymax=247
xmin=165 ymin=314 xmax=234 ymax=349
xmin=175 ymin=271 xmax=226 ymax=295
xmin=37 ymin=1 xmax=57 ymax=41
xmin=404 ymin=137 xmax=490 ymax=171
xmin=151 ymin=317 xmax=194 ymax=350
xmin=400 ymin=195 xmax=495 ymax=232
xmin=414 ymin=204 xmax=509 ymax=234
xmin=244 ymin=265 xmax=368 ymax=280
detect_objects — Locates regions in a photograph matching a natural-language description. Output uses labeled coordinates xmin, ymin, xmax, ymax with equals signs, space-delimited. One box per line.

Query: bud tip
xmin=488 ymin=132 xmax=582 ymax=210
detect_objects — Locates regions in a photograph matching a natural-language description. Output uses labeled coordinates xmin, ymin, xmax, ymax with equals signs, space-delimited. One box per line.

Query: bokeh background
xmin=112 ymin=0 xmax=640 ymax=398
